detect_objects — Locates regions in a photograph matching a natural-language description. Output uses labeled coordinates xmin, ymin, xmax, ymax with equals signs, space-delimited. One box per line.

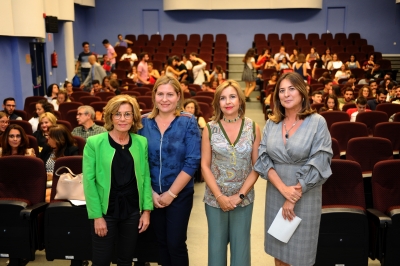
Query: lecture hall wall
xmin=1 ymin=0 xmax=400 ymax=108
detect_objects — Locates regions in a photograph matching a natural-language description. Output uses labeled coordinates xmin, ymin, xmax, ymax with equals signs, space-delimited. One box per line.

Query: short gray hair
xmin=78 ymin=105 xmax=95 ymax=120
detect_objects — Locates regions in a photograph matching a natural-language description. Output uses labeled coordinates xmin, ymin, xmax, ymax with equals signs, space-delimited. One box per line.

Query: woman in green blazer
xmin=83 ymin=95 xmax=153 ymax=266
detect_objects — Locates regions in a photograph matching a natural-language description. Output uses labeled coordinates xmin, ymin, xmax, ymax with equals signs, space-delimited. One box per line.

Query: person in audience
xmin=217 ymin=73 xmax=225 ymax=85
xmin=80 ymin=55 xmax=107 ymax=92
xmin=29 ymin=99 xmax=55 ymax=133
xmin=51 ymin=89 xmax=71 ymax=111
xmin=264 ymin=56 xmax=278 ymax=69
xmin=46 ymin=84 xmax=59 ymax=102
xmin=289 ymin=48 xmax=299 ymax=64
xmin=0 ymin=124 xmax=35 ymax=156
xmin=114 ymin=34 xmax=133 ymax=48
xmin=138 ymin=75 xmax=201 ymax=266
xmin=321 ymin=47 xmax=332 ymax=67
xmin=174 ymin=56 xmax=189 ymax=82
xmin=201 ymin=79 xmax=261 ymax=266
xmin=180 ymin=80 xmax=195 ymax=96
xmin=71 ymin=106 xmax=106 ymax=141
xmin=363 ymin=54 xmax=375 ymax=71
xmin=64 ymin=81 xmax=73 ymax=97
xmin=102 ymin=54 xmax=111 ymax=75
xmin=370 ymin=62 xmax=384 ymax=79
xmin=102 ymin=39 xmax=117 ymax=71
xmin=306 ymin=47 xmax=319 ymax=62
xmin=380 ymin=73 xmax=398 ymax=86
xmin=358 ymin=73 xmax=372 ymax=85
xmin=182 ymin=54 xmax=193 ymax=70
xmin=254 ymin=72 xmax=332 ymax=266
xmin=319 ymin=94 xmax=340 ymax=112
xmin=202 ymin=82 xmax=215 ymax=92
xmin=76 ymin=41 xmax=97 ymax=82
xmin=276 ymin=57 xmax=292 ymax=72
xmin=183 ymin=99 xmax=206 ymax=130
xmin=148 ymin=62 xmax=160 ymax=84
xmin=262 ymin=72 xmax=279 ymax=105
xmin=127 ymin=66 xmax=138 ymax=83
xmin=320 ymin=79 xmax=333 ymax=95
xmin=342 ymin=74 xmax=357 ymax=91
xmin=0 ymin=111 xmax=9 ymax=145
xmin=360 ymin=86 xmax=372 ymax=98
xmin=292 ymin=53 xmax=308 ymax=81
xmin=327 ymin=53 xmax=343 ymax=70
xmin=256 ymin=49 xmax=271 ymax=67
xmin=165 ymin=57 xmax=187 ymax=79
xmin=120 ymin=47 xmax=138 ymax=66
xmin=349 ymin=97 xmax=370 ymax=122
xmin=209 ymin=65 xmax=226 ymax=82
xmin=242 ymin=48 xmax=261 ymax=102
xmin=332 ymin=85 xmax=342 ymax=99
xmin=101 ymin=76 xmax=113 ymax=91
xmin=273 ymin=46 xmax=290 ymax=62
xmin=367 ymin=88 xmax=388 ymax=110
xmin=211 ymin=80 xmax=219 ymax=90
xmin=110 ymin=72 xmax=118 ymax=82
xmin=2 ymin=97 xmax=22 ymax=120
xmin=334 ymin=64 xmax=351 ymax=82
xmin=311 ymin=59 xmax=325 ymax=80
xmin=109 ymin=80 xmax=121 ymax=95
xmin=346 ymin=54 xmax=361 ymax=69
xmin=369 ymin=80 xmax=378 ymax=97
xmin=137 ymin=52 xmax=150 ymax=85
xmin=386 ymin=82 xmax=396 ymax=102
xmin=311 ymin=91 xmax=323 ymax=104
xmin=33 ymin=112 xmax=57 ymax=151
xmin=390 ymin=86 xmax=400 ymax=103
xmin=338 ymin=87 xmax=355 ymax=110
xmin=90 ymin=80 xmax=102 ymax=95
xmin=83 ymin=94 xmax=152 ymax=265
xmin=190 ymin=53 xmax=207 ymax=86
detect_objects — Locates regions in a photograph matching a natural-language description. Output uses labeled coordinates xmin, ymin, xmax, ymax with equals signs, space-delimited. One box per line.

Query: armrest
xmin=0 ymin=200 xmax=28 ymax=208
xmin=367 ymin=208 xmax=392 ymax=226
xmin=47 ymin=201 xmax=73 ymax=208
xmin=322 ymin=206 xmax=366 ymax=215
xmin=20 ymin=202 xmax=49 ymax=220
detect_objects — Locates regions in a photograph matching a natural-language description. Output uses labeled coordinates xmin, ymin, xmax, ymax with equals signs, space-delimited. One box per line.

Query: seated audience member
xmin=262 ymin=72 xmax=279 ymax=105
xmin=363 ymin=54 xmax=375 ymax=71
xmin=190 ymin=53 xmax=207 ymax=85
xmin=33 ymin=112 xmax=57 ymax=152
xmin=391 ymin=86 xmax=400 ymax=103
xmin=102 ymin=54 xmax=111 ymax=75
xmin=101 ymin=76 xmax=113 ymax=91
xmin=64 ymin=81 xmax=73 ymax=97
xmin=180 ymin=81 xmax=195 ymax=96
xmin=202 ymin=82 xmax=215 ymax=92
xmin=369 ymin=80 xmax=378 ymax=97
xmin=90 ymin=80 xmax=103 ymax=95
xmin=2 ymin=97 xmax=22 ymax=120
xmin=346 ymin=54 xmax=361 ymax=69
xmin=311 ymin=91 xmax=323 ymax=104
xmin=335 ymin=64 xmax=351 ymax=83
xmin=367 ymin=88 xmax=388 ymax=110
xmin=264 ymin=57 xmax=277 ymax=69
xmin=109 ymin=80 xmax=121 ymax=95
xmin=360 ymin=86 xmax=372 ymax=98
xmin=320 ymin=79 xmax=333 ymax=95
xmin=342 ymin=75 xmax=357 ymax=91
xmin=306 ymin=47 xmax=319 ymax=62
xmin=327 ymin=53 xmax=343 ymax=70
xmin=349 ymin=97 xmax=370 ymax=122
xmin=273 ymin=46 xmax=290 ymax=62
xmin=358 ymin=73 xmax=372 ymax=85
xmin=386 ymin=82 xmax=396 ymax=102
xmin=311 ymin=59 xmax=325 ymax=79
xmin=0 ymin=124 xmax=35 ymax=156
xmin=380 ymin=73 xmax=398 ymax=86
xmin=276 ymin=57 xmax=292 ymax=72
xmin=211 ymin=80 xmax=219 ymax=90
xmin=338 ymin=88 xmax=355 ymax=110
xmin=0 ymin=111 xmax=9 ymax=145
xmin=208 ymin=65 xmax=226 ymax=82
xmin=370 ymin=63 xmax=384 ymax=79
xmin=183 ymin=99 xmax=207 ymax=130
xmin=51 ymin=89 xmax=71 ymax=111
xmin=319 ymin=95 xmax=340 ymax=112
xmin=217 ymin=73 xmax=225 ymax=85
xmin=110 ymin=72 xmax=118 ymax=82
xmin=256 ymin=49 xmax=271 ymax=66
xmin=332 ymin=85 xmax=342 ymax=99
xmin=120 ymin=47 xmax=138 ymax=66
xmin=165 ymin=56 xmax=186 ymax=79
xmin=71 ymin=106 xmax=106 ymax=141
xmin=127 ymin=66 xmax=138 ymax=83
xmin=321 ymin=47 xmax=332 ymax=67
xmin=292 ymin=53 xmax=309 ymax=80
xmin=29 ymin=99 xmax=55 ymax=132
xmin=174 ymin=56 xmax=188 ymax=81
xmin=182 ymin=54 xmax=193 ymax=70
xmin=289 ymin=48 xmax=299 ymax=63
xmin=114 ymin=34 xmax=133 ymax=48
xmin=148 ymin=62 xmax=160 ymax=84
xmin=46 ymin=83 xmax=60 ymax=103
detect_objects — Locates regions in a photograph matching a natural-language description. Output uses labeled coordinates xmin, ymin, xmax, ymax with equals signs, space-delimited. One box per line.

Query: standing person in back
xmin=292 ymin=53 xmax=309 ymax=81
xmin=190 ymin=53 xmax=207 ymax=86
xmin=137 ymin=52 xmax=150 ymax=86
xmin=138 ymin=75 xmax=201 ymax=266
xmin=76 ymin=42 xmax=97 ymax=82
xmin=242 ymin=48 xmax=261 ymax=102
xmin=102 ymin=39 xmax=117 ymax=71
xmin=80 ymin=55 xmax=107 ymax=92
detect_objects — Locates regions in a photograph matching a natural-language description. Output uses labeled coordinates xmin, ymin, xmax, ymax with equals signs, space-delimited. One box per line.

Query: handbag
xmin=72 ymin=74 xmax=81 ymax=87
xmin=54 ymin=166 xmax=85 ymax=201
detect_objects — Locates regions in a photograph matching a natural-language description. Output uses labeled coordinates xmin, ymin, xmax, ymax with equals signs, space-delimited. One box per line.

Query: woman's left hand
xmin=228 ymin=194 xmax=242 ymax=207
xmin=138 ymin=211 xmax=150 ymax=233
xmin=282 ymin=200 xmax=296 ymax=221
xmin=158 ymin=192 xmax=174 ymax=207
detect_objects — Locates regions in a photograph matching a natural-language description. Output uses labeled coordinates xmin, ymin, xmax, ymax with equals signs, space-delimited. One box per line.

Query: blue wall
xmin=73 ymin=0 xmax=400 ymax=54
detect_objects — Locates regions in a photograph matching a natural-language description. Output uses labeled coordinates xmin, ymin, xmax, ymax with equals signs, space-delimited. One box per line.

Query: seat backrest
xmin=27 ymin=135 xmax=39 ymax=156
xmin=96 ymin=92 xmax=116 ymax=102
xmin=65 ymin=109 xmax=79 ymax=130
xmin=197 ymin=102 xmax=213 ymax=122
xmin=347 ymin=137 xmax=393 ymax=173
xmin=330 ymin=122 xmax=368 ymax=153
xmin=90 ymin=101 xmax=107 ymax=112
xmin=136 ymin=96 xmax=154 ymax=109
xmin=57 ymin=120 xmax=73 ymax=132
xmin=196 ymin=91 xmax=215 ymax=98
xmin=71 ymin=91 xmax=90 ymax=102
xmin=376 ymin=103 xmax=400 ymax=118
xmin=331 ymin=138 xmax=340 ymax=159
xmin=0 ymin=156 xmax=47 ymax=205
xmin=50 ymin=156 xmax=83 ymax=201
xmin=322 ymin=159 xmax=365 ymax=208
xmin=79 ymin=96 xmax=102 ymax=106
xmin=192 ymin=96 xmax=214 ymax=107
xmin=24 ymin=96 xmax=46 ymax=113
xmin=59 ymin=102 xmax=83 ymax=119
xmin=373 ymin=122 xmax=400 ymax=152
xmin=393 ymin=112 xmax=400 ymax=122
xmin=355 ymin=111 xmax=388 ymax=134
xmin=13 ymin=110 xmax=28 ymax=121
xmin=371 ymin=160 xmax=400 ymax=213
xmin=73 ymin=136 xmax=86 ymax=155
xmin=9 ymin=120 xmax=33 ymax=135
xmin=319 ymin=111 xmax=350 ymax=131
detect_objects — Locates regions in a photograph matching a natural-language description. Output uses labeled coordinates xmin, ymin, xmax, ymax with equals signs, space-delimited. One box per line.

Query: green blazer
xmin=83 ymin=132 xmax=153 ymax=219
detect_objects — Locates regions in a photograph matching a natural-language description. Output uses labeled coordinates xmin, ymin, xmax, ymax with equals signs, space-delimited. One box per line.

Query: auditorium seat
xmin=348 ymin=33 xmax=361 ymax=41
xmin=57 ymin=120 xmax=73 ymax=132
xmin=202 ymin=34 xmax=214 ymax=43
xmin=393 ymin=112 xmax=400 ymax=122
xmin=280 ymin=33 xmax=292 ymax=41
xmin=354 ymin=39 xmax=368 ymax=47
xmin=269 ymin=39 xmax=282 ymax=47
xmin=163 ymin=34 xmax=175 ymax=43
xmin=310 ymin=103 xmax=324 ymax=112
xmin=197 ymin=102 xmax=213 ymax=122
xmin=59 ymin=102 xmax=83 ymax=120
xmin=95 ymin=92 xmax=116 ymax=102
xmin=311 ymin=39 xmax=324 ymax=47
xmin=79 ymin=96 xmax=102 ymax=106
xmin=355 ymin=111 xmax=388 ymax=135
xmin=345 ymin=45 xmax=359 ymax=54
xmin=377 ymin=59 xmax=392 ymax=71
xmin=331 ymin=45 xmax=344 ymax=53
xmin=149 ymin=34 xmax=161 ymax=44
xmin=176 ymin=34 xmax=187 ymax=44
xmin=65 ymin=109 xmax=79 ymax=129
xmin=125 ymin=34 xmax=136 ymax=43
xmin=136 ymin=96 xmax=153 ymax=109
xmin=331 ymin=138 xmax=340 ymax=159
xmin=9 ymin=120 xmax=33 ymax=135
xmin=294 ymin=33 xmax=306 ymax=42
xmin=361 ymin=45 xmax=375 ymax=54
xmin=23 ymin=96 xmax=46 ymax=114
xmin=307 ymin=33 xmax=319 ymax=41
xmin=90 ymin=102 xmax=107 ymax=113
xmin=282 ymin=39 xmax=296 ymax=46
xmin=325 ymin=39 xmax=338 ymax=47
xmin=13 ymin=109 xmax=28 ymax=121
xmin=330 ymin=121 xmax=368 ymax=156
xmin=121 ymin=90 xmax=140 ymax=97
xmin=334 ymin=33 xmax=347 ymax=42
xmin=192 ymin=96 xmax=214 ymax=107
xmin=196 ymin=91 xmax=215 ymax=98
xmin=132 ymin=87 xmax=151 ymax=96
xmin=111 ymin=69 xmax=127 ymax=80
xmin=73 ymin=136 xmax=86 ymax=155
xmin=373 ymin=122 xmax=400 ymax=156
xmin=321 ymin=33 xmax=333 ymax=41
xmin=320 ymin=111 xmax=350 ymax=132
xmin=341 ymin=103 xmax=356 ymax=112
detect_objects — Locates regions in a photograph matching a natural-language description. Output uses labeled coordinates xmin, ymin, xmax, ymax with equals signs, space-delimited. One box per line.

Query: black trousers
xmin=90 ymin=211 xmax=140 ymax=266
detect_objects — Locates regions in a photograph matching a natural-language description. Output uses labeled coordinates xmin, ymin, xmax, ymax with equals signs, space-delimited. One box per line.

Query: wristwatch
xmin=239 ymin=193 xmax=245 ymax=200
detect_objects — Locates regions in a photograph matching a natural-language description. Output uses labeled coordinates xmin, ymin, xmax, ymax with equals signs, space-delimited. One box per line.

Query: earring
xmin=303 ymin=98 xmax=304 ymax=101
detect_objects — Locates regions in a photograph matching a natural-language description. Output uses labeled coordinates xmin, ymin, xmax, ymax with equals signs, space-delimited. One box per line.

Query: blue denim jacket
xmin=138 ymin=112 xmax=201 ymax=193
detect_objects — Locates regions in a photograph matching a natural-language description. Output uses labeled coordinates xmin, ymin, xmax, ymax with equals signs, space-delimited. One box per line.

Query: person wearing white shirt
xmin=190 ymin=53 xmax=207 ymax=85
xmin=120 ymin=48 xmax=138 ymax=66
xmin=273 ymin=46 xmax=290 ymax=62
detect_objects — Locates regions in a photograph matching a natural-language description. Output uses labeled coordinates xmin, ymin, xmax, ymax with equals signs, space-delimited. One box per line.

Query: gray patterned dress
xmin=254 ymin=114 xmax=332 ymax=266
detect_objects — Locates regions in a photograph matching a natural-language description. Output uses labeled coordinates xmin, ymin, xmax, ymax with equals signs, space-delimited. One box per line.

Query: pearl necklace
xmin=283 ymin=119 xmax=299 ymax=140
xmin=223 ymin=115 xmax=240 ymax=123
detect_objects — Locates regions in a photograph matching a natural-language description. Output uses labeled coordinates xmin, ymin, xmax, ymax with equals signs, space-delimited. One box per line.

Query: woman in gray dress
xmin=254 ymin=72 xmax=333 ymax=266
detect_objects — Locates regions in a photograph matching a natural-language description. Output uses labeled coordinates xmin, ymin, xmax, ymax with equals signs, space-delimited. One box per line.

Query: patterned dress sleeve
xmin=296 ymin=115 xmax=333 ymax=193
xmin=254 ymin=120 xmax=275 ymax=180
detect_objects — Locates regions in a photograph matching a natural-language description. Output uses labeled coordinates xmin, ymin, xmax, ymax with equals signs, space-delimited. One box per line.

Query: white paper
xmin=267 ymin=207 xmax=302 ymax=243
xmin=69 ymin=200 xmax=86 ymax=206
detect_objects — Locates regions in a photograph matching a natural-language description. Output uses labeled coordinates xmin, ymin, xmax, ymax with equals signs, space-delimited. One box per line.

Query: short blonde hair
xmin=39 ymin=112 xmax=57 ymax=125
xmin=211 ymin=79 xmax=246 ymax=122
xmin=103 ymin=94 xmax=142 ymax=133
xmin=148 ymin=75 xmax=183 ymax=119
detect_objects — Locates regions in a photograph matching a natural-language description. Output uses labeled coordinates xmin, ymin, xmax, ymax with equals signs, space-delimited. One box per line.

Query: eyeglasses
xmin=113 ymin=112 xmax=133 ymax=120
xmin=9 ymin=134 xmax=21 ymax=139
xmin=0 ymin=120 xmax=9 ymax=125
xmin=5 ymin=105 xmax=16 ymax=108
xmin=77 ymin=112 xmax=88 ymax=116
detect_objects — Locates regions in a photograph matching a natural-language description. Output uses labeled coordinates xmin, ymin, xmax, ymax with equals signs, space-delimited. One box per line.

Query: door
xmin=30 ymin=42 xmax=47 ymax=96
xmin=326 ymin=7 xmax=346 ymax=34
xmin=142 ymin=10 xmax=160 ymax=35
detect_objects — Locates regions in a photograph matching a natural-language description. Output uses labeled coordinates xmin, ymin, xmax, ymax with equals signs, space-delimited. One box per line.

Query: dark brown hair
xmin=1 ymin=124 xmax=29 ymax=156
xmin=48 ymin=124 xmax=77 ymax=159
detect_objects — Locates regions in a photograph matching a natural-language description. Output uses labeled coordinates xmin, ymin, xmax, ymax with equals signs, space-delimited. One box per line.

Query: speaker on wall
xmin=45 ymin=16 xmax=58 ymax=33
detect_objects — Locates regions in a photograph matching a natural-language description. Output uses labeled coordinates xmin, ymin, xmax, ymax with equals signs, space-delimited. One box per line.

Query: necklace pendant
xmin=285 ymin=133 xmax=288 ymax=139
xmin=122 ymin=145 xmax=124 ymax=149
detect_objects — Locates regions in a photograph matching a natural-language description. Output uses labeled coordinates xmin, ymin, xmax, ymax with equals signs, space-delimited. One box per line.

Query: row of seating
xmin=125 ymin=33 xmax=228 ymax=47
xmin=254 ymin=32 xmax=364 ymax=44
xmin=255 ymin=38 xmax=370 ymax=48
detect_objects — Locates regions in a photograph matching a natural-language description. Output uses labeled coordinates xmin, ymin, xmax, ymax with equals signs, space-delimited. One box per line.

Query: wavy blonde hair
xmin=103 ymin=94 xmax=143 ymax=133
xmin=211 ymin=79 xmax=246 ymax=122
xmin=39 ymin=112 xmax=57 ymax=126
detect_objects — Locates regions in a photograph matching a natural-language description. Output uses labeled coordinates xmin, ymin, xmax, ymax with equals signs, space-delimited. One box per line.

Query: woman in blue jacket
xmin=139 ymin=75 xmax=201 ymax=266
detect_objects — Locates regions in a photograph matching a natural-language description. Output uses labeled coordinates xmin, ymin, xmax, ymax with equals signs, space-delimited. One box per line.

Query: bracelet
xmin=215 ymin=193 xmax=223 ymax=200
xmin=168 ymin=189 xmax=178 ymax=198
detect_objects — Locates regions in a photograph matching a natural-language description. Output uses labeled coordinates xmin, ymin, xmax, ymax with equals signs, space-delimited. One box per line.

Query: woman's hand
xmin=158 ymin=192 xmax=174 ymax=207
xmin=280 ymin=184 xmax=302 ymax=203
xmin=217 ymin=195 xmax=235 ymax=212
xmin=282 ymin=200 xmax=296 ymax=221
xmin=152 ymin=192 xmax=165 ymax=208
xmin=94 ymin=217 xmax=108 ymax=237
xmin=138 ymin=211 xmax=150 ymax=233
xmin=228 ymin=194 xmax=242 ymax=207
